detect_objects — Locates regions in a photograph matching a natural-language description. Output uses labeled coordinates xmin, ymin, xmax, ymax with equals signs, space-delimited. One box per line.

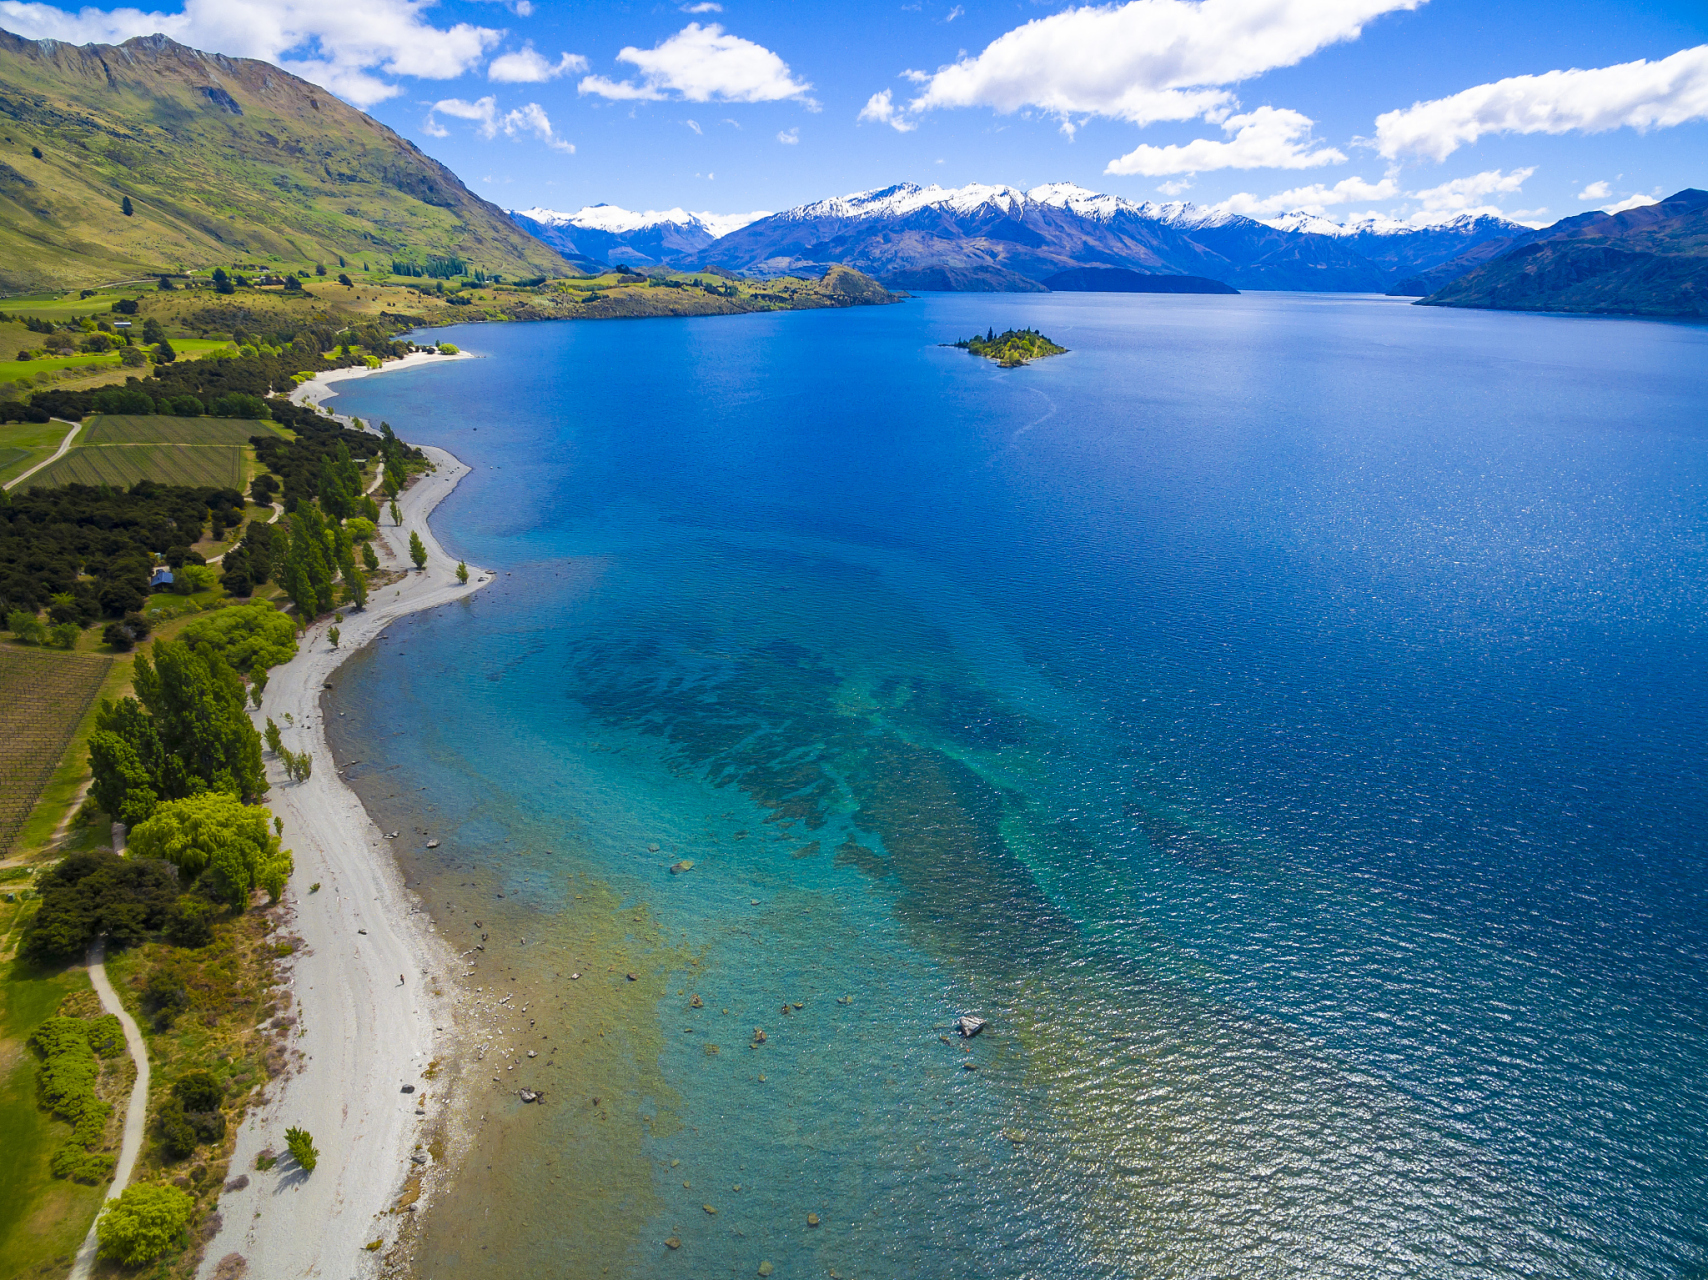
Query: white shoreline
xmin=199 ymin=360 xmax=489 ymax=1279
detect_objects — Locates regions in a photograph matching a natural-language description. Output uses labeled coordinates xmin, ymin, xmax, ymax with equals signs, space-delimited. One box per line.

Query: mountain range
xmin=0 ymin=28 xmax=568 ymax=290
xmin=513 ymin=183 xmax=1533 ymax=295
xmin=510 ymin=205 xmax=769 ymax=272
xmin=1420 ymin=188 xmax=1708 ymax=317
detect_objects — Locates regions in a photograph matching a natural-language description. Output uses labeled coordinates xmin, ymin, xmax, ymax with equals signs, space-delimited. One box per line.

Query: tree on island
xmin=409 ymin=531 xmax=427 ymax=570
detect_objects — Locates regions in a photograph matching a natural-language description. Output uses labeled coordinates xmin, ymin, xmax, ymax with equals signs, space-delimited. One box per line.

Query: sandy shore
xmin=199 ymin=363 xmax=488 ymax=1278
xmin=292 ymin=348 xmax=475 ymax=421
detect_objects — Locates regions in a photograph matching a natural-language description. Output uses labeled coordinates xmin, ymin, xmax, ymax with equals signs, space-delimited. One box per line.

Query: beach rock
xmin=955 ymin=1015 xmax=986 ymax=1038
xmin=527 ymin=1050 xmax=537 ymax=1057
xmin=520 ymin=1089 xmax=540 ymax=1102
xmin=401 ymin=1085 xmax=415 ymax=1093
xmin=571 ymin=973 xmax=580 ymax=980
xmin=627 ymin=973 xmax=638 ymax=982
xmin=669 ymin=860 xmax=694 ymax=874
xmin=427 ymin=839 xmax=440 ymax=848
xmin=410 ymin=1154 xmax=427 ymax=1165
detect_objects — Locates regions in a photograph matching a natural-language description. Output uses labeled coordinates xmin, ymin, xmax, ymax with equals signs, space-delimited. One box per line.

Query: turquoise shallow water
xmin=326 ymin=293 xmax=1708 ymax=1278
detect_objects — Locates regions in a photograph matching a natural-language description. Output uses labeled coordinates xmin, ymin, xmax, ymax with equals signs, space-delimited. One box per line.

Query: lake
xmin=325 ymin=291 xmax=1708 ymax=1279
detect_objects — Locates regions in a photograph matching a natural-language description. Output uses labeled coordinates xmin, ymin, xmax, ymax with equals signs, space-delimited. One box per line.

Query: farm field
xmin=81 ymin=414 xmax=274 ymax=445
xmin=0 ymin=647 xmax=112 ymax=855
xmin=31 ymin=441 xmax=243 ymax=489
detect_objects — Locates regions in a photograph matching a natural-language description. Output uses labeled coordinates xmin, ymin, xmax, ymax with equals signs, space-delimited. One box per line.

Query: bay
xmin=325 ymin=292 xmax=1708 ymax=1279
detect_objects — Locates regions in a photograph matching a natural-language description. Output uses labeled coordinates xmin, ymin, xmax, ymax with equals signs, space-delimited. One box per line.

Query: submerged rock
xmin=669 ymin=859 xmax=695 ymax=874
xmin=519 ymin=1089 xmax=540 ymax=1103
xmin=426 ymin=839 xmax=440 ymax=848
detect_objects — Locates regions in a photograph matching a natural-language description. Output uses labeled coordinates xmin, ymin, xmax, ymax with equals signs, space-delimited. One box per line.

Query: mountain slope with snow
xmin=691 ymin=182 xmax=1526 ymax=291
xmin=510 ymin=183 xmax=1530 ymax=291
xmin=510 ymin=204 xmax=770 ymax=268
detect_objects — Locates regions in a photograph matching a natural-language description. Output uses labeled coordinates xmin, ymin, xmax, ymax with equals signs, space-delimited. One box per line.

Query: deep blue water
xmin=326 ymin=293 xmax=1708 ymax=1279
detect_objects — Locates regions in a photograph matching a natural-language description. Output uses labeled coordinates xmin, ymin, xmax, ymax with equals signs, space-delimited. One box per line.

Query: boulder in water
xmin=956 ymin=1015 xmax=986 ymax=1038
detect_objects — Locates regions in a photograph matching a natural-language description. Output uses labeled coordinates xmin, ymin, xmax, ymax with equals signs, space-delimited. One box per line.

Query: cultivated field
xmin=82 ymin=414 xmax=266 ymax=445
xmin=0 ymin=647 xmax=112 ymax=854
xmin=32 ymin=442 xmax=243 ymax=489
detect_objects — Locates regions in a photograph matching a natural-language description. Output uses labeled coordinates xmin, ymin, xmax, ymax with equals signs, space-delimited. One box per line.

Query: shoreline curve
xmin=198 ymin=360 xmax=489 ymax=1279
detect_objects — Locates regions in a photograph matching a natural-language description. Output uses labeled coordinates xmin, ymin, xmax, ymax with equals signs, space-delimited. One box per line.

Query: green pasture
xmin=0 ymin=420 xmax=77 ymax=487
xmin=32 ymin=442 xmax=243 ymax=489
xmin=82 ymin=414 xmax=273 ymax=446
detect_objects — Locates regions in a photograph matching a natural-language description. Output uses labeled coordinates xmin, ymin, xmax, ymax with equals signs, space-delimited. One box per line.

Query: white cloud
xmin=1105 ymin=105 xmax=1345 ymax=174
xmin=427 ymin=95 xmax=573 ymax=151
xmin=898 ymin=0 xmax=1423 ymax=135
xmin=681 ymin=1 xmax=720 ymax=11
xmin=0 ymin=0 xmax=502 ymax=106
xmin=1602 ymin=190 xmax=1662 ymax=213
xmin=1409 ymin=166 xmax=1534 ymax=212
xmin=1212 ymin=174 xmax=1399 ymax=216
xmin=858 ymin=88 xmax=917 ymax=132
xmin=1375 ymin=45 xmax=1708 ymax=161
xmin=579 ymin=22 xmax=812 ymax=104
xmin=1157 ymin=177 xmax=1193 ymax=195
xmin=1212 ymin=167 xmax=1535 ymax=221
xmin=1576 ymin=180 xmax=1611 ymax=200
xmin=489 ymin=44 xmax=587 ymax=83
xmin=946 ymin=4 xmax=963 ymax=20
xmin=777 ymin=126 xmax=799 ymax=144
xmin=685 ymin=118 xmax=703 ymax=134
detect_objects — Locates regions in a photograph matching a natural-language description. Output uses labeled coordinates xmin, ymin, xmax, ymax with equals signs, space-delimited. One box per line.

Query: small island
xmin=951 ymin=327 xmax=1068 ymax=368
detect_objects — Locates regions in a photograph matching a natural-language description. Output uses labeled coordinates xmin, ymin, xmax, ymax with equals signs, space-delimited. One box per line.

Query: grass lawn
xmin=0 ymin=419 xmax=76 ymax=487
xmin=0 ymin=649 xmax=114 ymax=857
xmin=0 ymin=960 xmax=105 ymax=1280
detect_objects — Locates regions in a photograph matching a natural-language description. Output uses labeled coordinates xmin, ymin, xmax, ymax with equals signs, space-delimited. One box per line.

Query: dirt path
xmin=3 ymin=418 xmax=81 ymax=491
xmin=68 ymin=937 xmax=153 ymax=1280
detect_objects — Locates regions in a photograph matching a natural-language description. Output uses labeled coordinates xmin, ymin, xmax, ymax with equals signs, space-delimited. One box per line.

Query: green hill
xmin=0 ymin=29 xmax=573 ymax=291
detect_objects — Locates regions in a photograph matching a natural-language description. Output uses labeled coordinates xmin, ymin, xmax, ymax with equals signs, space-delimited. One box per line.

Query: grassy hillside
xmin=0 ymin=29 xmax=573 ymax=291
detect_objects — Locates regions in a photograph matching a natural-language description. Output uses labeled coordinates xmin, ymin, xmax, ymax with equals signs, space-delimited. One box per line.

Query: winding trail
xmin=3 ymin=418 xmax=81 ymax=491
xmin=68 ymin=938 xmax=152 ymax=1280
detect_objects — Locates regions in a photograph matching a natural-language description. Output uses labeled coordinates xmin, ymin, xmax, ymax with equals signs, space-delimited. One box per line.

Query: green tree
xmin=121 ymin=195 xmax=133 ymax=216
xmin=284 ymin=1126 xmax=318 ymax=1172
xmin=361 ymin=541 xmax=380 ymax=571
xmin=130 ymin=791 xmax=293 ymax=907
xmin=328 ymin=626 xmax=340 ymax=648
xmin=456 ymin=561 xmax=468 ymax=584
xmin=389 ymin=499 xmax=401 ymax=526
xmin=89 ymin=640 xmax=266 ymax=824
xmin=181 ymin=603 xmax=297 ymax=673
xmin=96 ymin=1183 xmax=194 ymax=1265
xmin=409 ymin=531 xmax=426 ymax=570
xmin=8 ymin=609 xmax=45 ymax=643
xmin=47 ymin=621 xmax=80 ymax=649
xmin=283 ymin=506 xmax=335 ymax=618
xmin=154 ymin=338 xmax=176 ymax=364
xmin=263 ymin=717 xmax=283 ymax=756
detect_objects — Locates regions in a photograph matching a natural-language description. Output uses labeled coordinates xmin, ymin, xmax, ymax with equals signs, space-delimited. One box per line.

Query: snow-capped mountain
xmin=513 ymin=182 xmax=1529 ymax=292
xmin=510 ymin=204 xmax=771 ymax=268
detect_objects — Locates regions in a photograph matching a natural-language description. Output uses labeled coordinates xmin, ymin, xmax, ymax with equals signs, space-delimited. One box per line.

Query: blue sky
xmin=4 ymin=0 xmax=1705 ymax=225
